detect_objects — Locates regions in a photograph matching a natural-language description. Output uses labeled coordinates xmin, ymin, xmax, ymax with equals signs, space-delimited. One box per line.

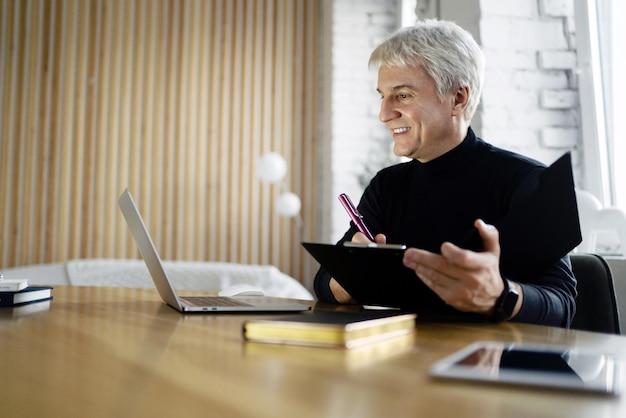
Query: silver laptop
xmin=118 ymin=189 xmax=311 ymax=313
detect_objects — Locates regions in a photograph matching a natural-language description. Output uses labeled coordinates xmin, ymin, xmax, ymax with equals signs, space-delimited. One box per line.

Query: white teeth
xmin=393 ymin=127 xmax=410 ymax=134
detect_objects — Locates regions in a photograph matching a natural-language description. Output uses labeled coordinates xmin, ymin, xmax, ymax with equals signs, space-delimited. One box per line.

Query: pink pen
xmin=338 ymin=193 xmax=375 ymax=242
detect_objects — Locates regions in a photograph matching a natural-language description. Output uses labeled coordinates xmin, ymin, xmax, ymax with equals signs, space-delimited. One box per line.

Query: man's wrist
xmin=490 ymin=277 xmax=520 ymax=321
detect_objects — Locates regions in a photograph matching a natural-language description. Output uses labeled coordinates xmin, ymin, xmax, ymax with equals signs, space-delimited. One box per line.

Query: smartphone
xmin=338 ymin=193 xmax=375 ymax=242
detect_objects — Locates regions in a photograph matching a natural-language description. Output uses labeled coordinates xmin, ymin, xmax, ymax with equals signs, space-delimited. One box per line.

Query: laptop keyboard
xmin=181 ymin=296 xmax=253 ymax=307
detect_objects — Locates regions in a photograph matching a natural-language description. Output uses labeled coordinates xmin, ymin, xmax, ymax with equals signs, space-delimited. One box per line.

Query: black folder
xmin=303 ymin=152 xmax=582 ymax=310
xmin=458 ymin=151 xmax=582 ymax=275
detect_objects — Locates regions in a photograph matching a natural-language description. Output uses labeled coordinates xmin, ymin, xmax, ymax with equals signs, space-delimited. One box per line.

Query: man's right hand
xmin=329 ymin=278 xmax=356 ymax=303
xmin=329 ymin=231 xmax=388 ymax=303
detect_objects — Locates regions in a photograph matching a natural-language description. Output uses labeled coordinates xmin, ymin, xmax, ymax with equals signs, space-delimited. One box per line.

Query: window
xmin=609 ymin=1 xmax=626 ymax=209
xmin=575 ymin=0 xmax=625 ymax=209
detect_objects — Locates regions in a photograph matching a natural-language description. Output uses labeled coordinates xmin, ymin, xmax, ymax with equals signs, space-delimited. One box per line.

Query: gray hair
xmin=369 ymin=19 xmax=485 ymax=122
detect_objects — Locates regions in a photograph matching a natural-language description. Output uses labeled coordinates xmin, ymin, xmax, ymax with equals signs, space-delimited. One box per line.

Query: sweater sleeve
xmin=313 ymin=267 xmax=337 ymax=303
xmin=313 ymin=226 xmax=360 ymax=303
xmin=511 ymin=255 xmax=577 ymax=327
xmin=503 ymin=166 xmax=577 ymax=327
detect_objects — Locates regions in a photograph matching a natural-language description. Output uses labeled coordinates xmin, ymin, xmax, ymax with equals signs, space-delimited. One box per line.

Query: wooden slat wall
xmin=0 ymin=0 xmax=320 ymax=286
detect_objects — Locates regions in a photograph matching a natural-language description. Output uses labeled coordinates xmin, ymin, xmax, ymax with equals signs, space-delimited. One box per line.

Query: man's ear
xmin=451 ymin=85 xmax=470 ymax=116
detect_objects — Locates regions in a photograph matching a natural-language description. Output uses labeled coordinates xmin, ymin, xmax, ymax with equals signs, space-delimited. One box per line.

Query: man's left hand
xmin=402 ymin=219 xmax=515 ymax=315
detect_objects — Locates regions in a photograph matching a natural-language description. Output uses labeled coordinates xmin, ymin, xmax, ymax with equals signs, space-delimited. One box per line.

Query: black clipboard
xmin=303 ymin=242 xmax=423 ymax=309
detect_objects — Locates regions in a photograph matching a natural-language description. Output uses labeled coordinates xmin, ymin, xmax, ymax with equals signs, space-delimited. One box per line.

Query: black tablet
xmin=430 ymin=341 xmax=622 ymax=395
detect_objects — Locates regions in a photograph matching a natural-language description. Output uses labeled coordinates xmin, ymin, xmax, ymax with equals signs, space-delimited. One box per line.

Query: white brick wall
xmin=480 ymin=0 xmax=537 ymax=17
xmin=330 ymin=0 xmax=401 ymax=241
xmin=541 ymin=127 xmax=578 ymax=148
xmin=538 ymin=50 xmax=578 ymax=69
xmin=327 ymin=0 xmax=582 ymax=241
xmin=542 ymin=0 xmax=575 ymax=16
xmin=480 ymin=0 xmax=580 ymax=170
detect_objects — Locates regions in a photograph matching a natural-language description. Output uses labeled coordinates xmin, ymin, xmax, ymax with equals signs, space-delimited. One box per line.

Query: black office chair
xmin=570 ymin=253 xmax=621 ymax=334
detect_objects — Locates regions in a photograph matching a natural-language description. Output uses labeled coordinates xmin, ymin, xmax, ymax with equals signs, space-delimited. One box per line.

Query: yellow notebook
xmin=242 ymin=310 xmax=417 ymax=349
xmin=245 ymin=331 xmax=416 ymax=370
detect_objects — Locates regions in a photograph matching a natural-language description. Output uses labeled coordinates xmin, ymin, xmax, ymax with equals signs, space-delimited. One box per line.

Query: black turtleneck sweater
xmin=314 ymin=128 xmax=576 ymax=327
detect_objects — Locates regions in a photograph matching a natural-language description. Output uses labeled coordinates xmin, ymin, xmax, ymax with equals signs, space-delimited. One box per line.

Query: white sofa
xmin=2 ymin=259 xmax=314 ymax=300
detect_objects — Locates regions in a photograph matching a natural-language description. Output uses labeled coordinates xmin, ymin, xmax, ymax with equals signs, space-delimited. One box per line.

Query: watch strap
xmin=490 ymin=278 xmax=519 ymax=322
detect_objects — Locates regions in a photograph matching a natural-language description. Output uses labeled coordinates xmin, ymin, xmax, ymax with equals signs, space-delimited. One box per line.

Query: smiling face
xmin=377 ymin=65 xmax=470 ymax=162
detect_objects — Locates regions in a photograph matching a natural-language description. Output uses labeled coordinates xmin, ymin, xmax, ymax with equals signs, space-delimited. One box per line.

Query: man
xmin=314 ymin=19 xmax=576 ymax=327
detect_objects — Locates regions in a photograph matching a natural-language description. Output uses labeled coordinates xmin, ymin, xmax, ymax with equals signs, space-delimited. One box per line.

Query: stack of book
xmin=243 ymin=309 xmax=417 ymax=349
xmin=0 ymin=277 xmax=53 ymax=308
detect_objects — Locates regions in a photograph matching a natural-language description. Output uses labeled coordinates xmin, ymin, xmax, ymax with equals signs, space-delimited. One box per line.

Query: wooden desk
xmin=2 ymin=286 xmax=625 ymax=417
